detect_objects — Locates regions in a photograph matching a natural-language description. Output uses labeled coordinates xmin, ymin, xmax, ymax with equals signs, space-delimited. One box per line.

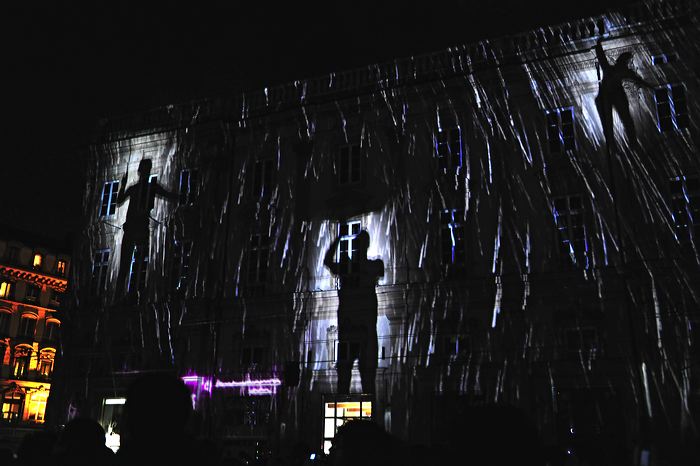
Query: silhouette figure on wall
xmin=115 ymin=159 xmax=176 ymax=297
xmin=325 ymin=229 xmax=384 ymax=394
xmin=594 ymin=39 xmax=654 ymax=149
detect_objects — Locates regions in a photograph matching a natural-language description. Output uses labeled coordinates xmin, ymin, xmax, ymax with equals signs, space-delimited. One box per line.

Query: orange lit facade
xmin=0 ymin=227 xmax=68 ymax=447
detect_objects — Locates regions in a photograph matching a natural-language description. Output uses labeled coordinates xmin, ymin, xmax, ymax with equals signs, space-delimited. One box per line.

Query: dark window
xmin=436 ymin=127 xmax=462 ymax=172
xmin=546 ymin=107 xmax=576 ymax=153
xmin=440 ymin=210 xmax=466 ymax=269
xmin=553 ymin=196 xmax=588 ymax=267
xmin=25 ymin=284 xmax=40 ymax=302
xmin=44 ymin=320 xmax=60 ymax=341
xmin=654 ymin=84 xmax=688 ymax=132
xmin=19 ymin=316 xmax=37 ymax=338
xmin=128 ymin=247 xmax=148 ymax=294
xmin=247 ymin=234 xmax=269 ymax=285
xmin=179 ymin=168 xmax=199 ymax=205
xmin=92 ymin=249 xmax=110 ymax=295
xmin=0 ymin=311 xmax=11 ymax=335
xmin=338 ymin=145 xmax=362 ymax=186
xmin=252 ymin=160 xmax=274 ymax=198
xmin=669 ymin=175 xmax=700 ymax=243
xmin=5 ymin=246 xmax=20 ymax=263
xmin=99 ymin=181 xmax=120 ymax=217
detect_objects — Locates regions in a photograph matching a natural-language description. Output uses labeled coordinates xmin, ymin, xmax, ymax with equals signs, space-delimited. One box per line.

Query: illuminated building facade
xmin=0 ymin=226 xmax=68 ymax=448
xmin=63 ymin=0 xmax=698 ymax=461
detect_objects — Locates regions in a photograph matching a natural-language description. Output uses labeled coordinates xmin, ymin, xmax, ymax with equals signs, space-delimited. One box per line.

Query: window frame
xmin=654 ymin=83 xmax=688 ymax=132
xmin=440 ymin=209 xmax=466 ymax=271
xmin=179 ymin=168 xmax=199 ymax=206
xmin=99 ymin=180 xmax=120 ymax=217
xmin=337 ymin=144 xmax=363 ymax=187
xmin=435 ymin=126 xmax=463 ymax=173
xmin=553 ymin=195 xmax=589 ymax=268
xmin=92 ymin=249 xmax=111 ymax=296
xmin=669 ymin=175 xmax=699 ymax=243
xmin=545 ymin=106 xmax=576 ymax=154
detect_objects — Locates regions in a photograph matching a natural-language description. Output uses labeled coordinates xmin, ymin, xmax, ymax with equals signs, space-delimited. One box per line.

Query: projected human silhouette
xmin=115 ymin=159 xmax=176 ymax=297
xmin=325 ymin=229 xmax=384 ymax=394
xmin=594 ymin=39 xmax=654 ymax=149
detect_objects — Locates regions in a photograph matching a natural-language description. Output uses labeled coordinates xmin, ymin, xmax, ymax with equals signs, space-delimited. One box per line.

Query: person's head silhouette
xmin=354 ymin=230 xmax=370 ymax=259
xmin=137 ymin=159 xmax=152 ymax=181
xmin=615 ymin=51 xmax=633 ymax=69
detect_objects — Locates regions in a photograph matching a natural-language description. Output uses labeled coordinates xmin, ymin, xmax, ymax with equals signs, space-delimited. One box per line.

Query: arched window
xmin=44 ymin=320 xmax=60 ymax=341
xmin=38 ymin=348 xmax=56 ymax=378
xmin=1 ymin=385 xmax=25 ymax=422
xmin=0 ymin=310 xmax=11 ymax=335
xmin=18 ymin=315 xmax=37 ymax=338
xmin=12 ymin=345 xmax=33 ymax=378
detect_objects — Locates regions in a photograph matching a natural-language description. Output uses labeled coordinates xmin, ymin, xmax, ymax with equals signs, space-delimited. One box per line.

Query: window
xmin=38 ymin=349 xmax=55 ymax=378
xmin=25 ymin=284 xmax=40 ymax=303
xmin=92 ymin=249 xmax=110 ymax=295
xmin=179 ymin=168 xmax=199 ymax=205
xmin=56 ymin=260 xmax=66 ymax=276
xmin=127 ymin=247 xmax=148 ymax=294
xmin=26 ymin=389 xmax=49 ymax=423
xmin=247 ymin=234 xmax=269 ymax=286
xmin=5 ymin=246 xmax=20 ymax=263
xmin=553 ymin=196 xmax=588 ymax=267
xmin=1 ymin=389 xmax=24 ymax=422
xmin=546 ymin=107 xmax=576 ymax=153
xmin=50 ymin=291 xmax=64 ymax=308
xmin=0 ymin=311 xmax=10 ymax=335
xmin=440 ymin=210 xmax=466 ymax=270
xmin=252 ymin=160 xmax=274 ymax=198
xmin=13 ymin=345 xmax=32 ymax=377
xmin=0 ymin=281 xmax=13 ymax=299
xmin=337 ymin=221 xmax=361 ymax=274
xmin=44 ymin=320 xmax=60 ymax=341
xmin=565 ymin=328 xmax=598 ymax=361
xmin=651 ymin=52 xmax=678 ymax=65
xmin=32 ymin=253 xmax=42 ymax=269
xmin=654 ymin=84 xmax=688 ymax=132
xmin=323 ymin=400 xmax=372 ymax=454
xmin=99 ymin=180 xmax=120 ymax=217
xmin=436 ymin=127 xmax=463 ymax=172
xmin=670 ymin=175 xmax=699 ymax=243
xmin=173 ymin=240 xmax=193 ymax=290
xmin=337 ymin=144 xmax=362 ymax=186
xmin=19 ymin=316 xmax=37 ymax=338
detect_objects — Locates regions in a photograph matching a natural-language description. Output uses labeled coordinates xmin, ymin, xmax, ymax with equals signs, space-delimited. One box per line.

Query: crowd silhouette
xmin=2 ymin=372 xmax=564 ymax=466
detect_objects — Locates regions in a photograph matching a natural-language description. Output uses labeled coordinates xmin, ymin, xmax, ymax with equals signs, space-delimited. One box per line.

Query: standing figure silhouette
xmin=115 ymin=159 xmax=176 ymax=297
xmin=324 ymin=229 xmax=384 ymax=394
xmin=594 ymin=39 xmax=654 ymax=149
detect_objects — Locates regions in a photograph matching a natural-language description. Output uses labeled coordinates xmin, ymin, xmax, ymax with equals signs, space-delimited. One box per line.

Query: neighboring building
xmin=0 ymin=225 xmax=69 ymax=449
xmin=62 ymin=0 xmax=698 ymax=463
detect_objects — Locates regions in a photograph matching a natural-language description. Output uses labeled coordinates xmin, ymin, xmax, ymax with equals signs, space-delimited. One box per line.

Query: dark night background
xmin=3 ymin=1 xmax=638 ymax=241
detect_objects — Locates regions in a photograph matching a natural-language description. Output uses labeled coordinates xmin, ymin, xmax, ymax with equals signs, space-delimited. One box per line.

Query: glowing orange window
xmin=33 ymin=254 xmax=43 ymax=269
xmin=56 ymin=260 xmax=66 ymax=275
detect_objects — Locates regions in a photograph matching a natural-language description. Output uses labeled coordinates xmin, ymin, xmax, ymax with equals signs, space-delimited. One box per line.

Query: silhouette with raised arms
xmin=324 ymin=229 xmax=384 ymax=394
xmin=594 ymin=39 xmax=655 ymax=149
xmin=115 ymin=158 xmax=176 ymax=298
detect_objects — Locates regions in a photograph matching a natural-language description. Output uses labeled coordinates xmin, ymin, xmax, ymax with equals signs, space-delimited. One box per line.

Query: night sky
xmin=4 ymin=1 xmax=638 ymax=241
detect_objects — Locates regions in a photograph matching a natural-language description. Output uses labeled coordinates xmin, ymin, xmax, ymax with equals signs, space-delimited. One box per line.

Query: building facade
xmin=0 ymin=226 xmax=69 ymax=449
xmin=63 ymin=0 xmax=698 ymax=462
